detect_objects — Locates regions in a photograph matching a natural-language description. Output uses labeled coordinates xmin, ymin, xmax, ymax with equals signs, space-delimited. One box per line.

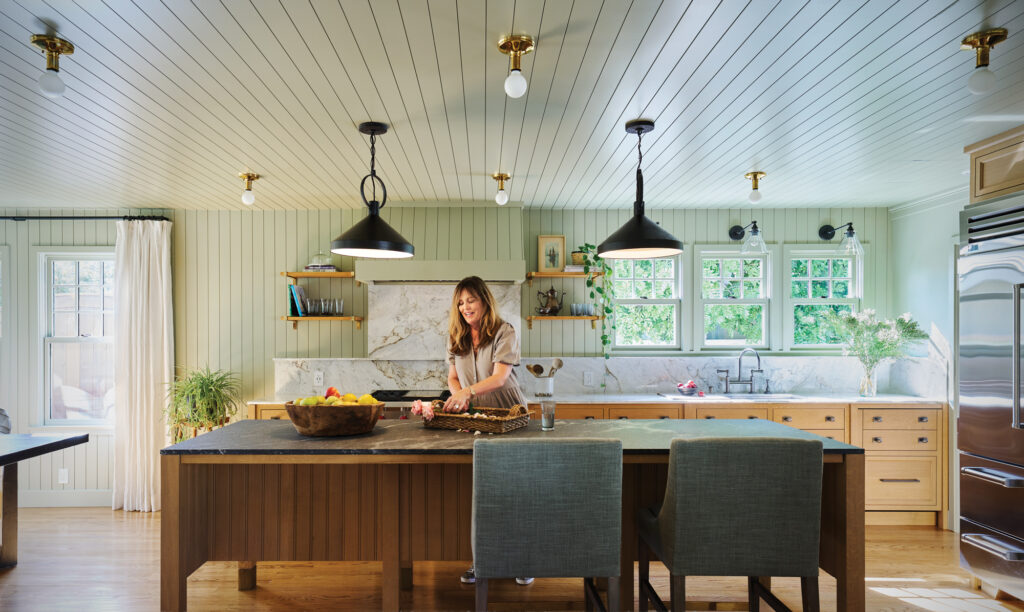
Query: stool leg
xmin=607 ymin=576 xmax=620 ymax=612
xmin=801 ymin=576 xmax=819 ymax=612
xmin=585 ymin=577 xmax=595 ymax=612
xmin=638 ymin=535 xmax=650 ymax=612
xmin=475 ymin=577 xmax=488 ymax=612
xmin=670 ymin=575 xmax=685 ymax=612
xmin=748 ymin=576 xmax=758 ymax=611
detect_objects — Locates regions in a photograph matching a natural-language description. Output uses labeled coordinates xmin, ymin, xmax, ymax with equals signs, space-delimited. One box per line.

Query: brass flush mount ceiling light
xmin=728 ymin=221 xmax=768 ymax=255
xmin=30 ymin=33 xmax=74 ymax=98
xmin=745 ymin=171 xmax=766 ymax=203
xmin=239 ymin=172 xmax=260 ymax=206
xmin=819 ymin=222 xmax=864 ymax=257
xmin=331 ymin=122 xmax=414 ymax=259
xmin=498 ymin=34 xmax=535 ymax=98
xmin=961 ymin=28 xmax=1007 ymax=95
xmin=597 ymin=119 xmax=684 ymax=260
xmin=492 ymin=173 xmax=510 ymax=205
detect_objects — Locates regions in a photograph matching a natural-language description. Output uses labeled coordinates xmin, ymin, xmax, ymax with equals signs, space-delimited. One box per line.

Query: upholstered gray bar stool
xmin=472 ymin=438 xmax=622 ymax=612
xmin=638 ymin=437 xmax=823 ymax=612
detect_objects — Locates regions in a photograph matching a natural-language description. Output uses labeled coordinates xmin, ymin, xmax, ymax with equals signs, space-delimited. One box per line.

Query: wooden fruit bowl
xmin=284 ymin=401 xmax=384 ymax=436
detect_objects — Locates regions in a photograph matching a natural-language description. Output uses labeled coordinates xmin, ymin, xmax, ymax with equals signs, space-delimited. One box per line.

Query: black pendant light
xmin=597 ymin=119 xmax=684 ymax=259
xmin=331 ymin=122 xmax=414 ymax=259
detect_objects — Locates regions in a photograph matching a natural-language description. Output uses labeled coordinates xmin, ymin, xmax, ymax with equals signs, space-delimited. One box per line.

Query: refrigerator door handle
xmin=962 ymin=533 xmax=1024 ymax=561
xmin=961 ymin=466 xmax=1024 ymax=487
xmin=1016 ymin=283 xmax=1024 ymax=429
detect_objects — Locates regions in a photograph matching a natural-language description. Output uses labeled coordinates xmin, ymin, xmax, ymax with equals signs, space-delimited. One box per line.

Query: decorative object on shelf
xmin=331 ymin=122 xmax=414 ymax=259
xmin=537 ymin=234 xmax=565 ymax=273
xmin=745 ymin=171 xmax=766 ymax=203
xmin=165 ymin=367 xmax=240 ymax=444
xmin=598 ymin=119 xmax=684 ymax=259
xmin=961 ymin=28 xmax=1007 ymax=95
xmin=571 ymin=250 xmax=585 ymax=266
xmin=305 ymin=250 xmax=336 ymax=271
xmin=577 ymin=242 xmax=615 ymax=359
xmin=30 ymin=33 xmax=74 ymax=98
xmin=827 ymin=309 xmax=928 ymax=397
xmin=497 ymin=34 xmax=535 ymax=98
xmin=491 ymin=172 xmax=511 ymax=205
xmin=728 ymin=220 xmax=768 ymax=255
xmin=536 ymin=285 xmax=564 ymax=315
xmin=818 ymin=222 xmax=864 ymax=257
xmin=238 ymin=172 xmax=260 ymax=206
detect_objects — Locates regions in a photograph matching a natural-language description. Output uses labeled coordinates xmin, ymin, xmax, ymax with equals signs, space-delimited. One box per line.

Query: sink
xmin=721 ymin=393 xmax=799 ymax=400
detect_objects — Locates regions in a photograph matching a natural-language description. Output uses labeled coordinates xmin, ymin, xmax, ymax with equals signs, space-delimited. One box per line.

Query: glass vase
xmin=858 ymin=366 xmax=877 ymax=397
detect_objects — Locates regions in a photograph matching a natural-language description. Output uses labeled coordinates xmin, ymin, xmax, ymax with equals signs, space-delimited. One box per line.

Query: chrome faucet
xmin=717 ymin=348 xmax=764 ymax=393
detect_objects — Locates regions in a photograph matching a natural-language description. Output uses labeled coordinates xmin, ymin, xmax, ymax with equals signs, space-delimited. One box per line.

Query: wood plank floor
xmin=0 ymin=508 xmax=1021 ymax=611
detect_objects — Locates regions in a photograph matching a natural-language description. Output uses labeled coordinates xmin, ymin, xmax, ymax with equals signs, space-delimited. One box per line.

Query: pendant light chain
xmin=369 ymin=133 xmax=377 ymax=203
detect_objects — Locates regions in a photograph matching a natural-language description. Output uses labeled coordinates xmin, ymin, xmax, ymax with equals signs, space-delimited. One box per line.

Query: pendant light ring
xmin=360 ymin=173 xmax=387 ymax=209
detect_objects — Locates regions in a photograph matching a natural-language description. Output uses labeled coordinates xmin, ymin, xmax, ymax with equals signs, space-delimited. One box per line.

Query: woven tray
xmin=423 ymin=401 xmax=531 ymax=434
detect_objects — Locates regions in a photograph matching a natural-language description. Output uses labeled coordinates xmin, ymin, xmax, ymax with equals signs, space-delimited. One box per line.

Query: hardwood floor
xmin=0 ymin=508 xmax=1021 ymax=611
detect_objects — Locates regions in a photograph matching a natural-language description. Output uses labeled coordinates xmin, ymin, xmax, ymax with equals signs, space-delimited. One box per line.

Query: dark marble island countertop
xmin=161 ymin=418 xmax=862 ymax=456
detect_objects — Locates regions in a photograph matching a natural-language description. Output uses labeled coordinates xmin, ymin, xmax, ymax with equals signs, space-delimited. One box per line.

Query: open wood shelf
xmin=526 ymin=271 xmax=602 ymax=286
xmin=282 ymin=271 xmax=355 ymax=283
xmin=526 ymin=315 xmax=602 ymax=329
xmin=281 ymin=316 xmax=363 ymax=330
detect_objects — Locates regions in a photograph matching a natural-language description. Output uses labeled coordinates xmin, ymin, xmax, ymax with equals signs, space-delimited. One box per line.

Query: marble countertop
xmin=161 ymin=418 xmax=861 ymax=455
xmin=252 ymin=393 xmax=943 ymax=406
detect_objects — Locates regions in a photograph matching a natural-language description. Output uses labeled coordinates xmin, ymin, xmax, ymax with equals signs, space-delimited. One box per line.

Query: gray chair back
xmin=0 ymin=408 xmax=9 ymax=434
xmin=472 ymin=437 xmax=622 ymax=579
xmin=658 ymin=437 xmax=822 ymax=578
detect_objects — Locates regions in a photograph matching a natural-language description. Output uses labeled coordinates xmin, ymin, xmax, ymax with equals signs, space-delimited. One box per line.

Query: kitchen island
xmin=161 ymin=418 xmax=864 ymax=611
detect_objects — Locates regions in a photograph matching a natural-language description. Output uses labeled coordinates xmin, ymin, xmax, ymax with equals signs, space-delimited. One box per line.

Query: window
xmin=611 ymin=257 xmax=681 ymax=348
xmin=698 ymin=251 xmax=769 ymax=348
xmin=785 ymin=249 xmax=860 ymax=347
xmin=43 ymin=255 xmax=115 ymax=424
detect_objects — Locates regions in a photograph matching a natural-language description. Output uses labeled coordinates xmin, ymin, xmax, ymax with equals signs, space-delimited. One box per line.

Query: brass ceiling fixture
xmin=745 ymin=171 xmax=766 ymax=204
xmin=30 ymin=34 xmax=74 ymax=98
xmin=491 ymin=173 xmax=510 ymax=205
xmin=498 ymin=34 xmax=535 ymax=98
xmin=961 ymin=28 xmax=1007 ymax=95
xmin=239 ymin=172 xmax=260 ymax=206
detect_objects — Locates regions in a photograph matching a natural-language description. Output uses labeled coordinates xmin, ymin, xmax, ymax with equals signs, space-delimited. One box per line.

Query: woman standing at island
xmin=442 ymin=276 xmax=532 ymax=586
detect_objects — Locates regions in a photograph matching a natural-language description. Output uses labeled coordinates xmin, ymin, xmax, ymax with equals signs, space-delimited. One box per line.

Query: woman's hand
xmin=443 ymin=387 xmax=473 ymax=413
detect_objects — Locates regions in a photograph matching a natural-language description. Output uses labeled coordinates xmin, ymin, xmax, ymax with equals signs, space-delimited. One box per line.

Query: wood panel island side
xmin=160 ymin=418 xmax=865 ymax=612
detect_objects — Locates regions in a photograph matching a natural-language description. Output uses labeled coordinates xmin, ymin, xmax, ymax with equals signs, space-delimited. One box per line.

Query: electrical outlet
xmin=583 ymin=371 xmax=595 ymax=387
xmin=57 ymin=468 xmax=69 ymax=485
xmin=313 ymin=370 xmax=324 ymax=388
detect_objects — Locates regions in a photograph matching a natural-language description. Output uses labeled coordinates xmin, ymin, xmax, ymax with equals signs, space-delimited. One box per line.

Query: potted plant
xmin=577 ymin=243 xmax=615 ymax=359
xmin=166 ymin=367 xmax=241 ymax=443
xmin=827 ymin=309 xmax=928 ymax=396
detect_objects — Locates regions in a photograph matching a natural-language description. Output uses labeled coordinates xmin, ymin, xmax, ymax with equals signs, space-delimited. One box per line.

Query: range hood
xmin=354 ymin=259 xmax=526 ymax=285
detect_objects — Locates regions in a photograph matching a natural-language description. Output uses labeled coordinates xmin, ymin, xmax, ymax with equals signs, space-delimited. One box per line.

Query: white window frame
xmin=692 ymin=244 xmax=780 ymax=351
xmin=35 ymin=247 xmax=115 ymax=428
xmin=783 ymin=244 xmax=863 ymax=350
xmin=610 ymin=254 xmax=683 ymax=350
xmin=0 ymin=245 xmax=8 ymax=430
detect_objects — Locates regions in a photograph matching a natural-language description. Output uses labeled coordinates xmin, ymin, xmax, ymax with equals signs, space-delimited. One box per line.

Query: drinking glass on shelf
xmin=334 ymin=299 xmax=344 ymax=316
xmin=321 ymin=298 xmax=330 ymax=316
xmin=305 ymin=297 xmax=318 ymax=316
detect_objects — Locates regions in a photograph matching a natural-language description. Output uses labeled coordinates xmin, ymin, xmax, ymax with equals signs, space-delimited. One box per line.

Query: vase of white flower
xmin=827 ymin=309 xmax=929 ymax=397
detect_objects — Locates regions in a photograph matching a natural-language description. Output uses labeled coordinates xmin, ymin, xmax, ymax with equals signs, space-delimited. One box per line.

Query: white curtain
xmin=113 ymin=220 xmax=174 ymax=512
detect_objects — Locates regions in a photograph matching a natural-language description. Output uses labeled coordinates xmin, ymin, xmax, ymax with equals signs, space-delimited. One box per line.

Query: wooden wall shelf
xmin=526 ymin=315 xmax=601 ymax=329
xmin=526 ymin=271 xmax=601 ymax=286
xmin=281 ymin=316 xmax=363 ymax=330
xmin=282 ymin=271 xmax=355 ymax=284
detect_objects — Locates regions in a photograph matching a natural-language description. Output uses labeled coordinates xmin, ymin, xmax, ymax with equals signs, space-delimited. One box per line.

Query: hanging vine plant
xmin=577 ymin=243 xmax=615 ymax=359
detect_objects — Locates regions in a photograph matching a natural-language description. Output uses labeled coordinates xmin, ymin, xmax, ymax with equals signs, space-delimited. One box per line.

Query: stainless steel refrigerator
xmin=958 ymin=197 xmax=1024 ymax=599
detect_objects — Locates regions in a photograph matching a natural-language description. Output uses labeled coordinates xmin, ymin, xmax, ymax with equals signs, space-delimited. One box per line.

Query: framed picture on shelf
xmin=538 ymin=235 xmax=565 ymax=273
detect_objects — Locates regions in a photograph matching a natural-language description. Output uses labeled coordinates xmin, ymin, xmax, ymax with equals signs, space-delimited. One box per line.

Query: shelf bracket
xmin=527 ymin=318 xmax=533 ymax=330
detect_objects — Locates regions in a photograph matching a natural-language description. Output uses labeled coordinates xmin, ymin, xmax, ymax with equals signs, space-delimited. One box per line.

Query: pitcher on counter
xmin=442 ymin=276 xmax=532 ymax=587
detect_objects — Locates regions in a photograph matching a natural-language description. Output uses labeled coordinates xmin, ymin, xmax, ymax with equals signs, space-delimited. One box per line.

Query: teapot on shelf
xmin=536 ymin=285 xmax=565 ymax=315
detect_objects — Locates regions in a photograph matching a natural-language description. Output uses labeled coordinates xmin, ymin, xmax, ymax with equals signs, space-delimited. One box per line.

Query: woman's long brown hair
xmin=448 ymin=276 xmax=503 ymax=356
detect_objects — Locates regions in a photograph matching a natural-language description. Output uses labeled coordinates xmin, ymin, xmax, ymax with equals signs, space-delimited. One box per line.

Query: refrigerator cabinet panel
xmin=960 ymin=453 xmax=1024 ymax=541
xmin=960 ymin=518 xmax=1024 ymax=600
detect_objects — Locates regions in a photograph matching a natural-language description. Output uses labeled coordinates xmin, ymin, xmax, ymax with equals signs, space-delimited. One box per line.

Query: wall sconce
xmin=961 ymin=28 xmax=1007 ymax=95
xmin=30 ymin=34 xmax=74 ymax=98
xmin=728 ymin=221 xmax=768 ymax=255
xmin=498 ymin=35 xmax=535 ymax=98
xmin=239 ymin=172 xmax=260 ymax=206
xmin=491 ymin=172 xmax=510 ymax=205
xmin=819 ymin=223 xmax=864 ymax=257
xmin=745 ymin=171 xmax=766 ymax=203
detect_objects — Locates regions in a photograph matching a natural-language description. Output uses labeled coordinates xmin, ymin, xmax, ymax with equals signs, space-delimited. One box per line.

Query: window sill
xmin=29 ymin=424 xmax=114 ymax=435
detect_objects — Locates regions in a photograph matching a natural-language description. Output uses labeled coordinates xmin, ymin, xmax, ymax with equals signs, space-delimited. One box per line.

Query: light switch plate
xmin=58 ymin=468 xmax=69 ymax=485
xmin=313 ymin=370 xmax=324 ymax=388
xmin=583 ymin=371 xmax=595 ymax=387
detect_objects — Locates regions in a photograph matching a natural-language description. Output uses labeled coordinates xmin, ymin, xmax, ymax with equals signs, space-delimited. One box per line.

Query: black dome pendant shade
xmin=597 ymin=119 xmax=684 ymax=259
xmin=331 ymin=122 xmax=414 ymax=259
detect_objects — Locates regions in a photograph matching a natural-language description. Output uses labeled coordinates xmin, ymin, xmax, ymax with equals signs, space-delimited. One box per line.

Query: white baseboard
xmin=18 ymin=489 xmax=113 ymax=507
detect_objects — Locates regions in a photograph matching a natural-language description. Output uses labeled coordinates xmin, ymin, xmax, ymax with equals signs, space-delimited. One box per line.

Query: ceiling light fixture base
xmin=745 ymin=171 xmax=766 ymax=189
xmin=961 ymin=28 xmax=1008 ymax=66
xmin=30 ymin=34 xmax=74 ymax=70
xmin=358 ymin=121 xmax=388 ymax=136
xmin=239 ymin=172 xmax=260 ymax=189
xmin=625 ymin=119 xmax=655 ymax=135
xmin=498 ymin=35 xmax=535 ymax=59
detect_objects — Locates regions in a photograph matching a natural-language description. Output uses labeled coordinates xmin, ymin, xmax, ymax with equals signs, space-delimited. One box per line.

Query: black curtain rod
xmin=0 ymin=215 xmax=170 ymax=222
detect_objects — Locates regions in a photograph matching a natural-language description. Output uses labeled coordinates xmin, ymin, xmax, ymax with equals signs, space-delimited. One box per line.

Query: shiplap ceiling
xmin=1 ymin=0 xmax=1023 ymax=211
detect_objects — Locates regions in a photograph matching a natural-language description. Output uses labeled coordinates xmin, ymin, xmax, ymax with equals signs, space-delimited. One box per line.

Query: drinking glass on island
xmin=541 ymin=400 xmax=556 ymax=431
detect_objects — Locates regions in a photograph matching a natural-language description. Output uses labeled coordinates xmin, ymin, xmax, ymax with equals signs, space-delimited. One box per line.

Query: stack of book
xmin=563 ymin=264 xmax=585 ymax=273
xmin=304 ymin=264 xmax=337 ymax=272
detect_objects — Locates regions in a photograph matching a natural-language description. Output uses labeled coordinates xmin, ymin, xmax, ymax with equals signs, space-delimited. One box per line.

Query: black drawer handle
xmin=704 ymin=415 xmax=715 ymax=419
xmin=872 ymin=416 xmax=883 ymax=422
xmin=825 ymin=415 xmax=836 ymax=422
xmin=826 ymin=436 xmax=834 ymax=440
xmin=659 ymin=416 xmax=670 ymax=419
xmin=872 ymin=437 xmax=882 ymax=443
xmin=618 ymin=416 xmax=628 ymax=419
xmin=918 ymin=416 xmax=929 ymax=423
xmin=880 ymin=478 xmax=920 ymax=483
xmin=918 ymin=437 xmax=928 ymax=444
xmin=747 ymin=415 xmax=758 ymax=419
xmin=584 ymin=416 xmax=595 ymax=420
xmin=961 ymin=534 xmax=1024 ymax=561
xmin=961 ymin=466 xmax=1024 ymax=487
xmin=782 ymin=416 xmax=793 ymax=422
xmin=270 ymin=416 xmax=281 ymax=420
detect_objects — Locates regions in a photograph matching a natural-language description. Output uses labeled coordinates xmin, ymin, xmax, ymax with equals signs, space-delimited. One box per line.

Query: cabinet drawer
xmin=960 ymin=454 xmax=1024 ymax=542
xmin=865 ymin=456 xmax=938 ymax=508
xmin=861 ymin=409 xmax=937 ymax=430
xmin=771 ymin=407 xmax=844 ymax=430
xmin=259 ymin=408 xmax=290 ymax=420
xmin=557 ymin=406 xmax=606 ymax=420
xmin=608 ymin=407 xmax=679 ymax=420
xmin=695 ymin=407 xmax=768 ymax=421
xmin=804 ymin=429 xmax=843 ymax=441
xmin=863 ymin=430 xmax=937 ymax=451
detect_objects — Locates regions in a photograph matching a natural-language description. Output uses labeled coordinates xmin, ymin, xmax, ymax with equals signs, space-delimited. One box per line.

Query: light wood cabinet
xmin=526 ymin=404 xmax=606 ymax=420
xmin=248 ymin=403 xmax=288 ymax=420
xmin=688 ymin=405 xmax=768 ymax=421
xmin=770 ymin=405 xmax=847 ymax=442
xmin=608 ymin=406 xmax=680 ymax=420
xmin=965 ymin=123 xmax=1024 ymax=204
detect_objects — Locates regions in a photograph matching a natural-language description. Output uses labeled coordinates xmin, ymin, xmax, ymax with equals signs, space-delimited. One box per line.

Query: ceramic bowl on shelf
xmin=284 ymin=401 xmax=384 ymax=436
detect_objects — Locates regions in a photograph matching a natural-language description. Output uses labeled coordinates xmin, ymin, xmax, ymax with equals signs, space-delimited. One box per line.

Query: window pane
xmin=79 ymin=261 xmax=102 ymax=285
xmin=614 ymin=280 xmax=633 ymax=299
xmin=723 ymin=280 xmax=741 ymax=299
xmin=791 ymin=259 xmax=808 ymax=277
xmin=702 ymin=280 xmax=722 ymax=299
xmin=103 ymin=261 xmax=115 ymax=285
xmin=614 ymin=303 xmax=676 ymax=346
xmin=655 ymin=280 xmax=673 ymax=299
xmin=723 ymin=259 xmax=741 ymax=278
xmin=53 ymin=286 xmax=75 ymax=311
xmin=832 ymin=258 xmax=850 ymax=278
xmin=811 ymin=259 xmax=829 ymax=278
xmin=635 ymin=280 xmax=653 ymax=298
xmin=104 ymin=295 xmax=116 ymax=311
xmin=833 ymin=280 xmax=850 ymax=298
xmin=54 ymin=313 xmax=77 ymax=337
xmin=53 ymin=261 xmax=76 ymax=284
xmin=702 ymin=258 xmax=720 ymax=278
xmin=613 ymin=260 xmax=632 ymax=278
xmin=743 ymin=280 xmax=761 ymax=298
xmin=793 ymin=304 xmax=852 ymax=345
xmin=634 ymin=260 xmax=653 ymax=279
xmin=103 ymin=314 xmax=115 ymax=337
xmin=79 ymin=286 xmax=102 ymax=310
xmin=811 ymin=280 xmax=829 ymax=298
xmin=742 ymin=259 xmax=761 ymax=278
xmin=791 ymin=281 xmax=808 ymax=298
xmin=654 ymin=259 xmax=674 ymax=279
xmin=48 ymin=342 xmax=114 ymax=421
xmin=79 ymin=313 xmax=102 ymax=337
xmin=704 ymin=304 xmax=764 ymax=345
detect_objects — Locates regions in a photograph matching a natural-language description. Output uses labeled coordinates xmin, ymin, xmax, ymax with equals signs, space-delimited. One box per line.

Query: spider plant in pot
xmin=166 ymin=367 xmax=241 ymax=443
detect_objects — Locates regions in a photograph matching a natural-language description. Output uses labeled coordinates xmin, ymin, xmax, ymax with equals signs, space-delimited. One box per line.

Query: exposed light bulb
xmin=38 ymin=70 xmax=65 ymax=98
xmin=967 ymin=67 xmax=996 ymax=94
xmin=748 ymin=189 xmax=763 ymax=204
xmin=504 ymin=69 xmax=528 ymax=98
xmin=741 ymin=230 xmax=768 ymax=255
xmin=495 ymin=188 xmax=509 ymax=205
xmin=838 ymin=229 xmax=864 ymax=257
xmin=241 ymin=189 xmax=255 ymax=206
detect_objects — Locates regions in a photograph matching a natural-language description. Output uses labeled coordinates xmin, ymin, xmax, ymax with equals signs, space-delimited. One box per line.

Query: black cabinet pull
xmin=618 ymin=416 xmax=628 ymax=419
xmin=782 ymin=416 xmax=793 ymax=422
xmin=872 ymin=416 xmax=883 ymax=422
xmin=825 ymin=415 xmax=836 ymax=422
xmin=270 ymin=416 xmax=281 ymax=420
xmin=872 ymin=437 xmax=882 ymax=443
xmin=880 ymin=478 xmax=920 ymax=483
xmin=918 ymin=416 xmax=929 ymax=422
xmin=918 ymin=437 xmax=928 ymax=444
xmin=747 ymin=415 xmax=758 ymax=419
xmin=704 ymin=415 xmax=715 ymax=419
xmin=659 ymin=416 xmax=670 ymax=419
xmin=584 ymin=416 xmax=595 ymax=420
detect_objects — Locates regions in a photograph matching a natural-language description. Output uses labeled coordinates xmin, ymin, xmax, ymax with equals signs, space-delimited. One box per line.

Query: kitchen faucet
xmin=717 ymin=347 xmax=764 ymax=393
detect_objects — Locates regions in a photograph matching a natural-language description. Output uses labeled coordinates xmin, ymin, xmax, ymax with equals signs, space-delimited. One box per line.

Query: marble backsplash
xmin=274 ymin=354 xmax=947 ymax=401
